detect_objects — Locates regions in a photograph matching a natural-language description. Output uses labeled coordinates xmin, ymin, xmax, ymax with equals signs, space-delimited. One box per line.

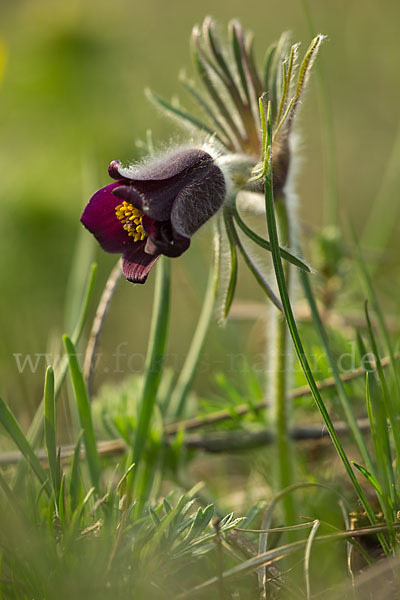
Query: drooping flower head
xmin=81 ymin=148 xmax=227 ymax=283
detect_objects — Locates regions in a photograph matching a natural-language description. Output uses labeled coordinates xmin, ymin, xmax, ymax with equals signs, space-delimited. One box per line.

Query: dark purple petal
xmin=108 ymin=160 xmax=122 ymax=180
xmin=83 ymin=148 xmax=225 ymax=272
xmin=142 ymin=215 xmax=190 ymax=258
xmin=81 ymin=182 xmax=132 ymax=253
xmin=112 ymin=185 xmax=144 ymax=211
xmin=108 ymin=160 xmax=132 ymax=182
xmin=118 ymin=149 xmax=213 ymax=182
xmin=118 ymin=149 xmax=217 ymax=221
xmin=122 ymin=243 xmax=160 ymax=283
xmin=170 ymin=164 xmax=226 ymax=237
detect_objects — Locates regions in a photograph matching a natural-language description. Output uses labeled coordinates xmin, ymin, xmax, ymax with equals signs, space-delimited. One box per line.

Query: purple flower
xmin=81 ymin=148 xmax=226 ymax=283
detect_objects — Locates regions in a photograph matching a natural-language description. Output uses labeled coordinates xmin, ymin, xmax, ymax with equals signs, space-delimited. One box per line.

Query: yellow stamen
xmin=115 ymin=201 xmax=146 ymax=242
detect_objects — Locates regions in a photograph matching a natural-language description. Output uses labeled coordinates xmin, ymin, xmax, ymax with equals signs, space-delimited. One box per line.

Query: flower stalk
xmin=133 ymin=257 xmax=171 ymax=466
xmin=268 ymin=196 xmax=296 ymax=526
xmin=172 ymin=254 xmax=219 ymax=418
xmin=262 ymin=99 xmax=390 ymax=555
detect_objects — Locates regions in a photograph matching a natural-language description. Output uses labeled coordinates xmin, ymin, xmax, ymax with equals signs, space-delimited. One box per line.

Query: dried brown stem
xmin=0 ymin=417 xmax=372 ymax=467
xmin=83 ymin=260 xmax=122 ymax=396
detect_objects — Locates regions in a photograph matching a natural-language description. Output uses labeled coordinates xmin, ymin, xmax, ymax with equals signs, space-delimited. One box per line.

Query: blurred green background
xmin=1 ymin=0 xmax=399 ymax=421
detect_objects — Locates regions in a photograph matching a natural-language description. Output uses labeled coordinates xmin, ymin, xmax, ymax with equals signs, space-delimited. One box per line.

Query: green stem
xmin=132 ymin=257 xmax=171 ymax=467
xmin=270 ymin=197 xmax=296 ymax=526
xmin=299 ymin=267 xmax=374 ymax=472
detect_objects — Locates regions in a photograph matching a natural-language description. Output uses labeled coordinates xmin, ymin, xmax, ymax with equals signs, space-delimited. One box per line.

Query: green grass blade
xmin=364 ymin=302 xmax=400 ymax=474
xmin=58 ymin=473 xmax=66 ymax=528
xmin=69 ymin=430 xmax=83 ymax=513
xmin=261 ymin=102 xmax=389 ymax=554
xmin=67 ymin=487 xmax=96 ymax=544
xmin=132 ymin=257 xmax=171 ymax=466
xmin=365 ymin=372 xmax=376 ymax=438
xmin=0 ymin=470 xmax=22 ymax=514
xmin=351 ymin=227 xmax=400 ymax=395
xmin=117 ymin=462 xmax=136 ymax=496
xmin=0 ymin=396 xmax=50 ymax=496
xmin=44 ymin=366 xmax=59 ymax=506
xmin=63 ymin=335 xmax=100 ymax=492
xmin=26 ymin=263 xmax=98 ymax=450
xmin=353 ymin=454 xmax=395 ymax=545
xmin=299 ymin=268 xmax=373 ymax=471
xmin=352 ymin=462 xmax=383 ymax=496
xmin=359 ymin=334 xmax=396 ymax=512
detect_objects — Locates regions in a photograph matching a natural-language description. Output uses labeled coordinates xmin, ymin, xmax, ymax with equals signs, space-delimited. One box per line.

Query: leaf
xmin=44 ymin=366 xmax=59 ymax=505
xmin=233 ymin=208 xmax=311 ymax=272
xmin=146 ymin=88 xmax=224 ymax=143
xmin=352 ymin=462 xmax=383 ymax=496
xmin=69 ymin=430 xmax=83 ymax=513
xmin=0 ymin=396 xmax=50 ymax=496
xmin=229 ymin=20 xmax=251 ymax=105
xmin=224 ymin=208 xmax=282 ymax=311
xmin=26 ymin=263 xmax=97 ymax=450
xmin=222 ymin=219 xmax=238 ymax=319
xmin=191 ymin=26 xmax=244 ymax=148
xmin=58 ymin=473 xmax=66 ymax=527
xmin=63 ymin=335 xmax=100 ymax=492
xmin=186 ymin=505 xmax=214 ymax=542
xmin=180 ymin=73 xmax=233 ymax=149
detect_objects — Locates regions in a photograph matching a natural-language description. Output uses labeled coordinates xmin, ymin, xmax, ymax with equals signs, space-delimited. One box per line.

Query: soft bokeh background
xmin=1 ymin=0 xmax=399 ymax=421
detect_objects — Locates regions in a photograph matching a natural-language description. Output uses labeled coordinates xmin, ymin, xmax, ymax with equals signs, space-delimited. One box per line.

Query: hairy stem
xmin=268 ymin=196 xmax=296 ymax=526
